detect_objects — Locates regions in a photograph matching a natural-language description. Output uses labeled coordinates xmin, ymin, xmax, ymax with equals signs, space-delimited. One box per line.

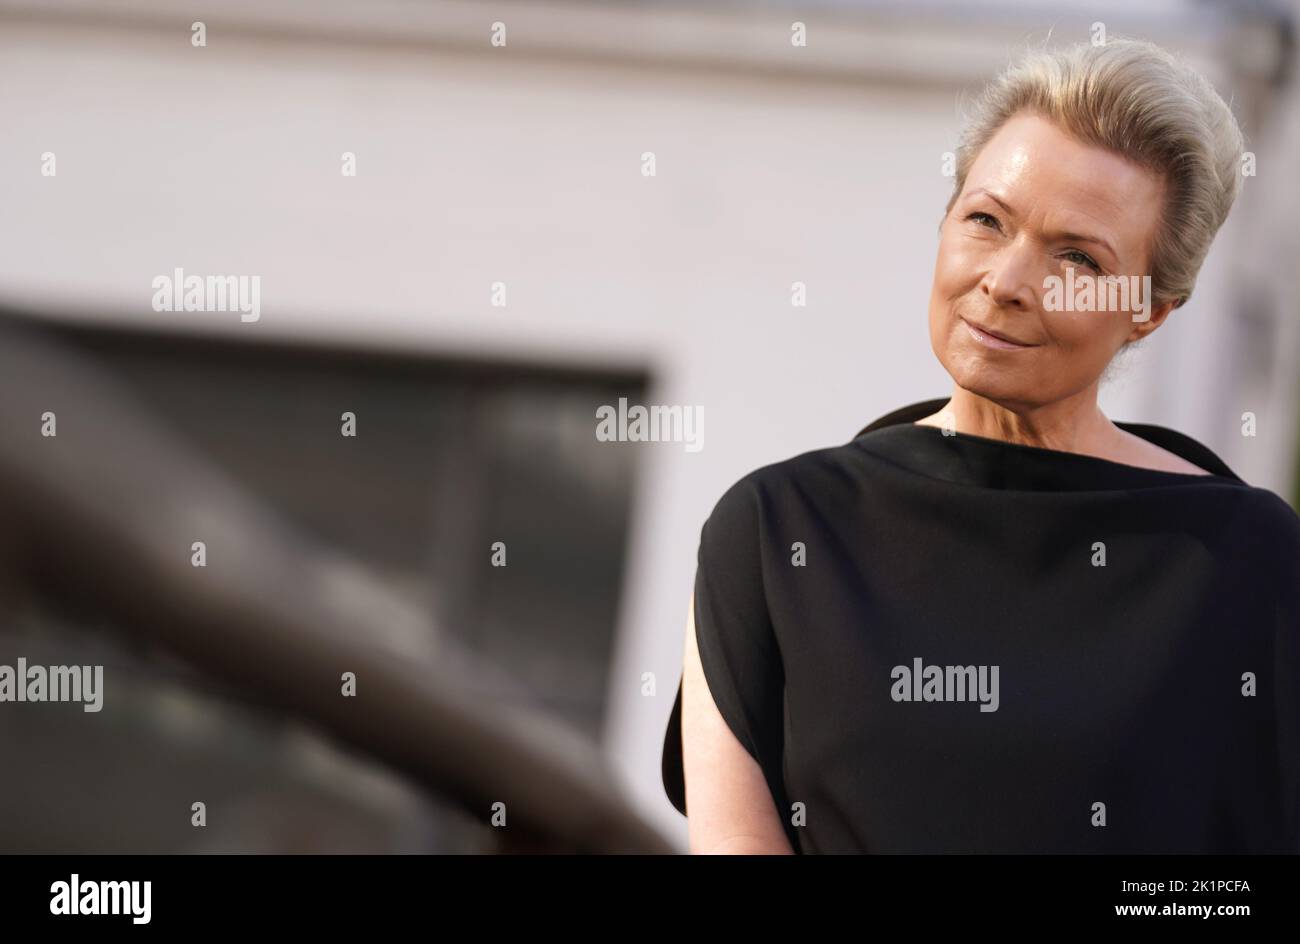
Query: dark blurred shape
xmin=0 ymin=310 xmax=668 ymax=853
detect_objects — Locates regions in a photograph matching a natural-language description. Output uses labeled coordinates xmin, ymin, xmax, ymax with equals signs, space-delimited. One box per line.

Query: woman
xmin=660 ymin=37 xmax=1300 ymax=854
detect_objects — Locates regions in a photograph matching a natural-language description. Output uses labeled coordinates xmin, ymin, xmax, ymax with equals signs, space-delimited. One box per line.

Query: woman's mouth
xmin=961 ymin=317 xmax=1039 ymax=350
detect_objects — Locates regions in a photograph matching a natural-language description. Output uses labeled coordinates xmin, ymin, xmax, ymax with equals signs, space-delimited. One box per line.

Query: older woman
xmin=661 ymin=37 xmax=1300 ymax=854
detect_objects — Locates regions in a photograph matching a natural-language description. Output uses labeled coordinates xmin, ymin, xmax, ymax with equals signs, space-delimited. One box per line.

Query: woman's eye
xmin=966 ymin=211 xmax=999 ymax=229
xmin=1062 ymin=250 xmax=1101 ymax=272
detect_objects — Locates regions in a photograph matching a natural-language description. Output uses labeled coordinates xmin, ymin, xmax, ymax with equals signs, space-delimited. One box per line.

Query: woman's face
xmin=928 ymin=111 xmax=1173 ymax=410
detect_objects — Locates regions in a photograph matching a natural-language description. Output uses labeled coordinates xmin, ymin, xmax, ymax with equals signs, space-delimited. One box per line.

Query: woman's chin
xmin=942 ymin=356 xmax=1040 ymax=404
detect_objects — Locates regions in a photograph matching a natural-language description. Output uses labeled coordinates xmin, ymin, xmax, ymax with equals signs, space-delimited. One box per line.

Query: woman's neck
xmin=916 ymin=384 xmax=1119 ymax=454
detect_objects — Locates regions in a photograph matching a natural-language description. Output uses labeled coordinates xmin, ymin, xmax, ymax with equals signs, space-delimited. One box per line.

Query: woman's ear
xmin=1126 ymin=297 xmax=1178 ymax=343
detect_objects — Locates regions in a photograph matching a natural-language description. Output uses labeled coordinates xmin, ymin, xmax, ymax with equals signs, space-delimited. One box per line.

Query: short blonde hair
xmin=945 ymin=37 xmax=1245 ymax=309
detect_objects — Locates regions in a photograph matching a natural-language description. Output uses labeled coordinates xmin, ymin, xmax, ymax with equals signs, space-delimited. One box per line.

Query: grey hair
xmin=944 ymin=36 xmax=1245 ymax=309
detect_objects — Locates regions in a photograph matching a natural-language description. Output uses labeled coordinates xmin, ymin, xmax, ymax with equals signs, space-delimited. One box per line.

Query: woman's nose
xmin=980 ymin=239 xmax=1040 ymax=311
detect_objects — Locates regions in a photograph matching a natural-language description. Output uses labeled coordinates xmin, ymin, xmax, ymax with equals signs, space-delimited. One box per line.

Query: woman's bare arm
xmin=680 ymin=591 xmax=795 ymax=854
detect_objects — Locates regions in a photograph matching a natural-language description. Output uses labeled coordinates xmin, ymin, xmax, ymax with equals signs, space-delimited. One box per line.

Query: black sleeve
xmin=1264 ymin=492 xmax=1300 ymax=851
xmin=660 ymin=475 xmax=793 ymax=842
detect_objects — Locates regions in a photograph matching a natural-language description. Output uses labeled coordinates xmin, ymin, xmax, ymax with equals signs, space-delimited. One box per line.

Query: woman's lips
xmin=961 ymin=317 xmax=1038 ymax=350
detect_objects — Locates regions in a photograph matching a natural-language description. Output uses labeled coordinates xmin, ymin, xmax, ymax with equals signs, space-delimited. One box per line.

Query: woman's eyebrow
xmin=1045 ymin=228 xmax=1118 ymax=261
xmin=968 ymin=187 xmax=1015 ymax=215
xmin=968 ymin=187 xmax=1118 ymax=261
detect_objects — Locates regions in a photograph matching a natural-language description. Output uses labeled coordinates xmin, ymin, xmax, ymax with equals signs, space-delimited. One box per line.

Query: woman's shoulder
xmin=1107 ymin=418 xmax=1239 ymax=479
xmin=1243 ymin=486 xmax=1300 ymax=549
xmin=701 ymin=441 xmax=870 ymax=526
xmin=1242 ymin=489 xmax=1300 ymax=617
xmin=1114 ymin=429 xmax=1217 ymax=475
xmin=1189 ymin=482 xmax=1300 ymax=595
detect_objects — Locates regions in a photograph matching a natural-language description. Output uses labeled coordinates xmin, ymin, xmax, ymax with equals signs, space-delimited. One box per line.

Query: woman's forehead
xmin=965 ymin=114 xmax=1165 ymax=259
xmin=974 ymin=115 xmax=1162 ymax=204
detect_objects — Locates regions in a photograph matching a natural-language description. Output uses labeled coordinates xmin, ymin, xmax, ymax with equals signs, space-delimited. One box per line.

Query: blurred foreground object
xmin=0 ymin=312 xmax=671 ymax=854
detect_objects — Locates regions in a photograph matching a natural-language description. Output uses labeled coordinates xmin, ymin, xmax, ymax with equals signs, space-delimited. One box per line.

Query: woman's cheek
xmin=1047 ymin=307 xmax=1128 ymax=362
xmin=937 ymin=241 xmax=978 ymax=290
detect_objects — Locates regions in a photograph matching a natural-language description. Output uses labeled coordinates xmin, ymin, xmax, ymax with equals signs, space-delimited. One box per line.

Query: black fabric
xmin=661 ymin=397 xmax=1300 ymax=853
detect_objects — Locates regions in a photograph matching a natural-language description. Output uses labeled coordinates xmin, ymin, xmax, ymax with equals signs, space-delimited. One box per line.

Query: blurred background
xmin=0 ymin=0 xmax=1296 ymax=853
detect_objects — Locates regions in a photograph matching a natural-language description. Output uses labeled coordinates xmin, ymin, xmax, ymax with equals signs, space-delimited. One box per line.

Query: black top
xmin=661 ymin=397 xmax=1300 ymax=853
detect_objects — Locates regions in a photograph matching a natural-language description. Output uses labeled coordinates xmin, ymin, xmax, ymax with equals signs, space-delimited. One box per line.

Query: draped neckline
xmin=852 ymin=397 xmax=1247 ymax=492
